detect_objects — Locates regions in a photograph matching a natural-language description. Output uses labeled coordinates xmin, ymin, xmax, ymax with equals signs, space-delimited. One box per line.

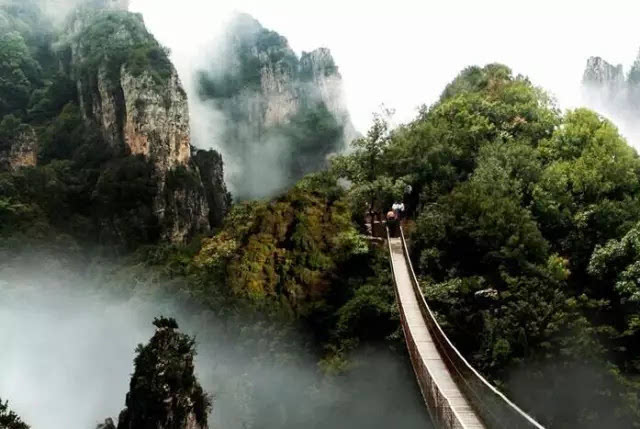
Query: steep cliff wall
xmin=66 ymin=9 xmax=228 ymax=243
xmin=197 ymin=13 xmax=356 ymax=199
xmin=583 ymin=56 xmax=625 ymax=89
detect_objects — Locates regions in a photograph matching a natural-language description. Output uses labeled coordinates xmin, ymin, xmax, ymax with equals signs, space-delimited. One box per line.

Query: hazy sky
xmin=129 ymin=0 xmax=640 ymax=133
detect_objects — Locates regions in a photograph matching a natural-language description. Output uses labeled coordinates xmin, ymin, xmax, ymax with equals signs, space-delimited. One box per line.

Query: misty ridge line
xmin=187 ymin=12 xmax=357 ymax=200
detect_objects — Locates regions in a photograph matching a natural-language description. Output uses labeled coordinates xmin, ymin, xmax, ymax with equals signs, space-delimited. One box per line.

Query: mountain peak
xmin=300 ymin=48 xmax=340 ymax=79
xmin=227 ymin=11 xmax=262 ymax=33
xmin=583 ymin=56 xmax=624 ymax=86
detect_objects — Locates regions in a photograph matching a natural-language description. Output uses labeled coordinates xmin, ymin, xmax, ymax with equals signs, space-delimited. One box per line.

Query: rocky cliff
xmin=0 ymin=0 xmax=230 ymax=246
xmin=0 ymin=123 xmax=37 ymax=171
xmin=66 ymin=8 xmax=228 ymax=243
xmin=197 ymin=13 xmax=356 ymax=199
xmin=583 ymin=51 xmax=640 ymax=107
xmin=583 ymin=56 xmax=625 ymax=88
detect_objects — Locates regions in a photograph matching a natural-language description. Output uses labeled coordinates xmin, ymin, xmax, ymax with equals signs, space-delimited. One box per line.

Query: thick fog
xmin=130 ymin=0 xmax=640 ymax=133
xmin=582 ymin=81 xmax=640 ymax=149
xmin=0 ymin=256 xmax=431 ymax=429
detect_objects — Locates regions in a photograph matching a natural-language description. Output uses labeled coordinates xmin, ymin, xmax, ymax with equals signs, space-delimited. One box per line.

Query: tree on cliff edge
xmin=117 ymin=317 xmax=212 ymax=429
xmin=0 ymin=398 xmax=29 ymax=429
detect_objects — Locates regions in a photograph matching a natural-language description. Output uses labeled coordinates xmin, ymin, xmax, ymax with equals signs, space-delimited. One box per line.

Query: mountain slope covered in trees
xmin=333 ymin=64 xmax=640 ymax=427
xmin=2 ymin=2 xmax=640 ymax=428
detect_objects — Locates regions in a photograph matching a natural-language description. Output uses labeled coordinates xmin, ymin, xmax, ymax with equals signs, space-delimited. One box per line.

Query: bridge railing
xmin=388 ymin=230 xmax=468 ymax=428
xmin=392 ymin=226 xmax=545 ymax=429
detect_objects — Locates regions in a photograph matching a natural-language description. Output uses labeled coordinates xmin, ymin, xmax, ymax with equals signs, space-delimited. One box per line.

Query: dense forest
xmin=333 ymin=64 xmax=640 ymax=427
xmin=2 ymin=1 xmax=640 ymax=428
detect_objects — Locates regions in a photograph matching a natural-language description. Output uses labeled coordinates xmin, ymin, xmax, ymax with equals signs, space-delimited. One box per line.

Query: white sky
xmin=129 ymin=0 xmax=640 ymax=133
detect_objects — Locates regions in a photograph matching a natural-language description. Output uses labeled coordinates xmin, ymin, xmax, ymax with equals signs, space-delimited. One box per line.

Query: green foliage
xmin=196 ymin=173 xmax=359 ymax=309
xmin=332 ymin=115 xmax=405 ymax=217
xmin=120 ymin=318 xmax=211 ymax=428
xmin=0 ymin=398 xmax=29 ymax=429
xmin=0 ymin=115 xmax=25 ymax=151
xmin=198 ymin=17 xmax=297 ymax=99
xmin=74 ymin=11 xmax=173 ymax=88
xmin=283 ymin=102 xmax=344 ymax=177
xmin=589 ymin=223 xmax=640 ymax=374
xmin=27 ymin=73 xmax=77 ymax=122
xmin=533 ymin=109 xmax=640 ymax=271
xmin=93 ymin=155 xmax=160 ymax=246
xmin=0 ymin=31 xmax=41 ymax=117
xmin=128 ymin=172 xmax=398 ymax=361
xmin=38 ymin=103 xmax=86 ymax=162
xmin=440 ymin=63 xmax=512 ymax=100
xmin=334 ymin=63 xmax=640 ymax=426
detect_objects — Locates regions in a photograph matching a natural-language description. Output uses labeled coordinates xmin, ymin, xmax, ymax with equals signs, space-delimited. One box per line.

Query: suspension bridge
xmin=387 ymin=227 xmax=546 ymax=429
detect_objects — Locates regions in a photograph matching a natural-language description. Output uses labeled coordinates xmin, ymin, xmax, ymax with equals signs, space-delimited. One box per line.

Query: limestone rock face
xmin=582 ymin=50 xmax=640 ymax=146
xmin=197 ymin=13 xmax=357 ymax=199
xmin=0 ymin=125 xmax=37 ymax=172
xmin=121 ymin=68 xmax=190 ymax=170
xmin=300 ymin=48 xmax=358 ymax=144
xmin=68 ymin=9 xmax=228 ymax=243
xmin=583 ymin=56 xmax=625 ymax=87
xmin=193 ymin=149 xmax=231 ymax=228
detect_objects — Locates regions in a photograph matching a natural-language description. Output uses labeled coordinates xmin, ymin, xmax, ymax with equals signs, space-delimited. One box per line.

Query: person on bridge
xmin=387 ymin=210 xmax=399 ymax=237
xmin=392 ymin=202 xmax=406 ymax=221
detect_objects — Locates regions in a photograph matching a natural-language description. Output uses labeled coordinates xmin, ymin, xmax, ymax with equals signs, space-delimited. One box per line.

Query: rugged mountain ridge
xmin=197 ymin=13 xmax=356 ymax=199
xmin=66 ymin=8 xmax=218 ymax=242
xmin=583 ymin=56 xmax=625 ymax=88
xmin=0 ymin=0 xmax=230 ymax=245
xmin=583 ymin=51 xmax=640 ymax=110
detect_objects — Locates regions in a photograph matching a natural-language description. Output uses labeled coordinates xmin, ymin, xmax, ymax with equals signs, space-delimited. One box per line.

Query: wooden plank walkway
xmin=389 ymin=237 xmax=486 ymax=429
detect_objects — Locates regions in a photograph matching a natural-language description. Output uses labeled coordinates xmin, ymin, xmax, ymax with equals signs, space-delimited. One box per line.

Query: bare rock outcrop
xmin=197 ymin=13 xmax=357 ymax=199
xmin=583 ymin=56 xmax=625 ymax=88
xmin=67 ymin=9 xmax=228 ymax=243
xmin=0 ymin=124 xmax=37 ymax=172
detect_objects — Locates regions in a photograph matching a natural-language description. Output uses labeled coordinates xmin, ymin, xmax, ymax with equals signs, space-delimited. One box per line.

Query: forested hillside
xmin=99 ymin=63 xmax=640 ymax=427
xmin=2 ymin=1 xmax=640 ymax=428
xmin=333 ymin=64 xmax=640 ymax=427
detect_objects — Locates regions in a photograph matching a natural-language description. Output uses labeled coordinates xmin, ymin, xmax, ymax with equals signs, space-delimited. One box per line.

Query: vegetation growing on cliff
xmin=135 ymin=172 xmax=397 ymax=360
xmin=117 ymin=317 xmax=211 ymax=429
xmin=72 ymin=10 xmax=173 ymax=87
xmin=196 ymin=13 xmax=347 ymax=199
xmin=3 ymin=2 xmax=640 ymax=427
xmin=0 ymin=1 xmax=229 ymax=250
xmin=0 ymin=398 xmax=29 ymax=429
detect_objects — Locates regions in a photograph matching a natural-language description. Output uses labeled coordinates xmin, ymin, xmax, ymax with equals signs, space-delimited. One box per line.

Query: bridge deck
xmin=389 ymin=237 xmax=486 ymax=429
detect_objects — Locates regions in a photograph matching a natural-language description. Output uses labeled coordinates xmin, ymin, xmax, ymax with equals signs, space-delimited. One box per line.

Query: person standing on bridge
xmin=387 ymin=209 xmax=399 ymax=237
xmin=392 ymin=202 xmax=406 ymax=221
xmin=397 ymin=202 xmax=405 ymax=220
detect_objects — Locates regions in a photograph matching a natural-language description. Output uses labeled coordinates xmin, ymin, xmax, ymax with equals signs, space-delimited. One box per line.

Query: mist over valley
xmin=2 ymin=1 xmax=640 ymax=428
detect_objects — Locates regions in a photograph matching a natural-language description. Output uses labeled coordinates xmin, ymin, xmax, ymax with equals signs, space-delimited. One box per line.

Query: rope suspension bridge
xmin=386 ymin=226 xmax=546 ymax=429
